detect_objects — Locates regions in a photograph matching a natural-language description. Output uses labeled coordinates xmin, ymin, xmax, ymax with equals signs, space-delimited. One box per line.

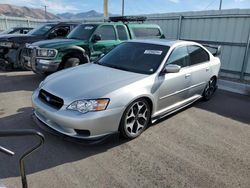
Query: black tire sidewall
xmin=60 ymin=53 xmax=88 ymax=70
xmin=203 ymin=78 xmax=217 ymax=101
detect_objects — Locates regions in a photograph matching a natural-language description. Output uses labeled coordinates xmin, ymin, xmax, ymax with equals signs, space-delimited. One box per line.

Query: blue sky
xmin=0 ymin=0 xmax=249 ymax=14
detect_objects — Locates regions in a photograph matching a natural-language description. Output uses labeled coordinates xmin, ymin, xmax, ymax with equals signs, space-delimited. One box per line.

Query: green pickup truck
xmin=22 ymin=17 xmax=165 ymax=74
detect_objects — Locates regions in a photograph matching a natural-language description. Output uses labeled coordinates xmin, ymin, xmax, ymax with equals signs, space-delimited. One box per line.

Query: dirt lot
xmin=0 ymin=71 xmax=250 ymax=188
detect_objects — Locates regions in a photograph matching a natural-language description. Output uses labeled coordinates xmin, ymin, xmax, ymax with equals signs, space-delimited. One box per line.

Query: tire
xmin=119 ymin=98 xmax=151 ymax=139
xmin=59 ymin=53 xmax=89 ymax=70
xmin=203 ymin=77 xmax=217 ymax=101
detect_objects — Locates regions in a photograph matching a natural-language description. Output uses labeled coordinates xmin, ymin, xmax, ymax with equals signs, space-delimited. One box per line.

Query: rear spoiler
xmin=203 ymin=44 xmax=221 ymax=57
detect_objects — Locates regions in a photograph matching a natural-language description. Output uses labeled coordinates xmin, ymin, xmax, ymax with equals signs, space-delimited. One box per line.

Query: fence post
xmin=27 ymin=18 xmax=30 ymax=27
xmin=4 ymin=17 xmax=8 ymax=29
xmin=240 ymin=25 xmax=250 ymax=81
xmin=177 ymin=15 xmax=183 ymax=40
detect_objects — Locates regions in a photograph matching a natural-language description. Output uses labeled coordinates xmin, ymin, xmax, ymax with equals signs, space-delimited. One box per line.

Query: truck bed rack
xmin=109 ymin=16 xmax=147 ymax=23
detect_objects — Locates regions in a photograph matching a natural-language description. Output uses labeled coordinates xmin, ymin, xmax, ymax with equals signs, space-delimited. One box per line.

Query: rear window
xmin=188 ymin=45 xmax=210 ymax=65
xmin=132 ymin=27 xmax=161 ymax=38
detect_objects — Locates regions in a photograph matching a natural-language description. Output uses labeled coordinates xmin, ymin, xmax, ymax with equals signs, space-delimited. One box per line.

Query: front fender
xmin=60 ymin=45 xmax=86 ymax=55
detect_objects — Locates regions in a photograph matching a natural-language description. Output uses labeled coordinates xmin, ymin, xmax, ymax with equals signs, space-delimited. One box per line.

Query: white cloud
xmin=0 ymin=0 xmax=81 ymax=13
xmin=234 ymin=0 xmax=246 ymax=2
xmin=169 ymin=0 xmax=180 ymax=3
xmin=45 ymin=1 xmax=80 ymax=13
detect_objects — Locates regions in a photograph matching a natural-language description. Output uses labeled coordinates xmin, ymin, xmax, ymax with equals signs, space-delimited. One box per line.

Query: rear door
xmin=116 ymin=25 xmax=130 ymax=41
xmin=187 ymin=45 xmax=211 ymax=97
xmin=157 ymin=46 xmax=191 ymax=112
xmin=90 ymin=25 xmax=120 ymax=60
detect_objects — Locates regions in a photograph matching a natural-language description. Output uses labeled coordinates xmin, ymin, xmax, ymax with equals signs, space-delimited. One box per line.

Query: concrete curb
xmin=218 ymin=79 xmax=250 ymax=96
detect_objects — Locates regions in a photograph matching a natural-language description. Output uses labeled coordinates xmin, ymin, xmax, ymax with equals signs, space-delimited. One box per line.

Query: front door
xmin=157 ymin=46 xmax=191 ymax=113
xmin=90 ymin=25 xmax=119 ymax=61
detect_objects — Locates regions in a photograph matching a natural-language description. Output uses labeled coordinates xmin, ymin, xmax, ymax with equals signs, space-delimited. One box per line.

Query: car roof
xmin=13 ymin=27 xmax=33 ymax=29
xmin=129 ymin=39 xmax=201 ymax=48
xmin=45 ymin=22 xmax=81 ymax=25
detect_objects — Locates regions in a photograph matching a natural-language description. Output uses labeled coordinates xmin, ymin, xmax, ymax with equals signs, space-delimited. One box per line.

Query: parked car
xmin=0 ymin=22 xmax=79 ymax=70
xmin=0 ymin=27 xmax=33 ymax=35
xmin=22 ymin=16 xmax=165 ymax=75
xmin=32 ymin=39 xmax=221 ymax=141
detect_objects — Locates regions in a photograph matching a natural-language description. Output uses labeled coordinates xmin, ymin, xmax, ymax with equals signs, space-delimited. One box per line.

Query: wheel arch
xmin=59 ymin=46 xmax=90 ymax=69
xmin=124 ymin=95 xmax=154 ymax=116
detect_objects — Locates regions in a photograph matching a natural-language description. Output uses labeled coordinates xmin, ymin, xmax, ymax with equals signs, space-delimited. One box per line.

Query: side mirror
xmin=164 ymin=64 xmax=181 ymax=73
xmin=214 ymin=45 xmax=221 ymax=56
xmin=48 ymin=32 xmax=56 ymax=39
xmin=91 ymin=34 xmax=101 ymax=43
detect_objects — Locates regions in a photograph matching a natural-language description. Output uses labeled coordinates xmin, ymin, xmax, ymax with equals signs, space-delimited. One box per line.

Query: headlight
xmin=38 ymin=80 xmax=45 ymax=88
xmin=67 ymin=99 xmax=110 ymax=113
xmin=37 ymin=49 xmax=57 ymax=58
xmin=0 ymin=41 xmax=14 ymax=48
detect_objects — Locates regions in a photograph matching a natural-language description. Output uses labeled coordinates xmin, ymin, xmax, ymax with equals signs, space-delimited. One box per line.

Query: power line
xmin=204 ymin=0 xmax=218 ymax=10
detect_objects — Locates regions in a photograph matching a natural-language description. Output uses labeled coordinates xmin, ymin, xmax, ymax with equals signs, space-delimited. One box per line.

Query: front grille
xmin=39 ymin=89 xmax=64 ymax=109
xmin=22 ymin=47 xmax=33 ymax=57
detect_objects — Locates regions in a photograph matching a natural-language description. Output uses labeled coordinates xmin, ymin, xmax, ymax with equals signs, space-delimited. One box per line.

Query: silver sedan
xmin=32 ymin=39 xmax=221 ymax=140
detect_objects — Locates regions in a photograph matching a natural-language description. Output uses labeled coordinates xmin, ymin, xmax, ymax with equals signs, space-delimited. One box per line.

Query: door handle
xmin=185 ymin=73 xmax=191 ymax=78
xmin=206 ymin=67 xmax=210 ymax=71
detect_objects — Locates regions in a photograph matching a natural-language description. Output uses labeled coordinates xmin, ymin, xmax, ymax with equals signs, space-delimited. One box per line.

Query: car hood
xmin=0 ymin=34 xmax=34 ymax=40
xmin=31 ymin=39 xmax=84 ymax=49
xmin=0 ymin=34 xmax=38 ymax=42
xmin=42 ymin=63 xmax=147 ymax=102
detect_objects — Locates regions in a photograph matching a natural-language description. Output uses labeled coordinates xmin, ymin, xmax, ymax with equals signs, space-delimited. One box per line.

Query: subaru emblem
xmin=46 ymin=96 xmax=51 ymax=102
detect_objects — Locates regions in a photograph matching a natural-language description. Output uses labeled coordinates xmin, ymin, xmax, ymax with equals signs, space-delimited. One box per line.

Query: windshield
xmin=28 ymin=24 xmax=55 ymax=36
xmin=96 ymin=42 xmax=169 ymax=75
xmin=67 ymin=24 xmax=96 ymax=40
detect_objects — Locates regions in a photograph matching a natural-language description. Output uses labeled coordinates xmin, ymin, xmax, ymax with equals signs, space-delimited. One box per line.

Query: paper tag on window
xmin=144 ymin=50 xmax=162 ymax=55
xmin=85 ymin=26 xmax=94 ymax=30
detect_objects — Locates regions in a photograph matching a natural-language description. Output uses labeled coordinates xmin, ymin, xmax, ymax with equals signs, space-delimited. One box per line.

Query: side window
xmin=51 ymin=26 xmax=70 ymax=37
xmin=188 ymin=45 xmax=209 ymax=66
xmin=23 ymin=29 xmax=30 ymax=34
xmin=132 ymin=27 xmax=161 ymax=38
xmin=95 ymin=25 xmax=116 ymax=40
xmin=166 ymin=46 xmax=189 ymax=68
xmin=116 ymin=25 xmax=128 ymax=41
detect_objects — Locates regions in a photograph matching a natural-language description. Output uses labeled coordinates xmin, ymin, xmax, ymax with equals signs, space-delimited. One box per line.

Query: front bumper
xmin=0 ymin=47 xmax=20 ymax=68
xmin=32 ymin=89 xmax=124 ymax=140
xmin=23 ymin=55 xmax=60 ymax=74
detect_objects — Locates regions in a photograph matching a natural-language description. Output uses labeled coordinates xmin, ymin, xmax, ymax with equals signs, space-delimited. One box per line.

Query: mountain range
xmin=0 ymin=4 xmax=116 ymax=20
xmin=0 ymin=4 xmax=60 ymax=19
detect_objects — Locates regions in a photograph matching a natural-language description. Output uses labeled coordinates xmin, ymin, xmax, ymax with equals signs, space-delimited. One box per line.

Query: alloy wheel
xmin=124 ymin=101 xmax=150 ymax=137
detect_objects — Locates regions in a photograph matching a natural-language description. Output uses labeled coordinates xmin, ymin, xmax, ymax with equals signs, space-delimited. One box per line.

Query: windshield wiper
xmin=106 ymin=64 xmax=130 ymax=72
xmin=94 ymin=61 xmax=102 ymax=65
xmin=67 ymin=37 xmax=82 ymax=40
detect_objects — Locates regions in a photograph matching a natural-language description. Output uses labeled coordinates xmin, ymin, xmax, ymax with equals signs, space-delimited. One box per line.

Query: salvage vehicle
xmin=22 ymin=16 xmax=165 ymax=75
xmin=32 ymin=39 xmax=221 ymax=140
xmin=0 ymin=27 xmax=33 ymax=35
xmin=0 ymin=22 xmax=79 ymax=70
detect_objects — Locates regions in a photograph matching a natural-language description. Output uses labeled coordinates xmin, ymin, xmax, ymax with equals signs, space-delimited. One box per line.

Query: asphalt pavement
xmin=0 ymin=71 xmax=250 ymax=188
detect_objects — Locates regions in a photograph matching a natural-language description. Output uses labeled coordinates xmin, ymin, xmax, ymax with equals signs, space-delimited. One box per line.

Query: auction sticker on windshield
xmin=144 ymin=50 xmax=163 ymax=55
xmin=85 ymin=26 xmax=94 ymax=30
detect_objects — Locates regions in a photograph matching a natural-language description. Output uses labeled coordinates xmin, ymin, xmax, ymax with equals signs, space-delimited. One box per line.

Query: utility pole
xmin=122 ymin=0 xmax=124 ymax=16
xmin=44 ymin=5 xmax=47 ymax=19
xmin=104 ymin=0 xmax=108 ymax=18
xmin=219 ymin=0 xmax=222 ymax=10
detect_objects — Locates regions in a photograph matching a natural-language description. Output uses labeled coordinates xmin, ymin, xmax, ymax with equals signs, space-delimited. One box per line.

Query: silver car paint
xmin=32 ymin=40 xmax=221 ymax=139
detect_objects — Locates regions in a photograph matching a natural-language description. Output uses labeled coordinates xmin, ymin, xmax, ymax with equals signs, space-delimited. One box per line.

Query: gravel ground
xmin=0 ymin=71 xmax=250 ymax=188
